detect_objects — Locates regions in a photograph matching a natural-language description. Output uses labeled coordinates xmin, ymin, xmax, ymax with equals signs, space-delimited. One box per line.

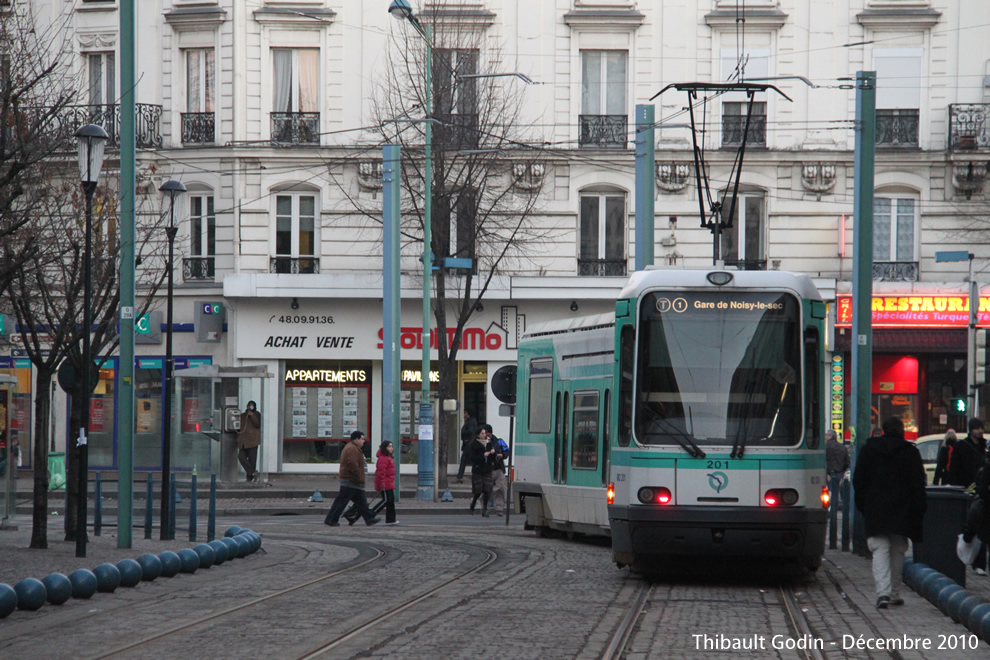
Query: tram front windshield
xmin=635 ymin=291 xmax=802 ymax=447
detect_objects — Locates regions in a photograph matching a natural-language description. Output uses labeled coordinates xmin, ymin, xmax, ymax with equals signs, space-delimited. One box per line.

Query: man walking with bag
xmin=324 ymin=431 xmax=380 ymax=527
xmin=853 ymin=416 xmax=927 ymax=609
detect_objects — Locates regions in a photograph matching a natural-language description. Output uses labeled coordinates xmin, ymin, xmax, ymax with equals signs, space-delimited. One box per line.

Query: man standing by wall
xmin=852 ymin=416 xmax=927 ymax=609
xmin=324 ymin=431 xmax=380 ymax=527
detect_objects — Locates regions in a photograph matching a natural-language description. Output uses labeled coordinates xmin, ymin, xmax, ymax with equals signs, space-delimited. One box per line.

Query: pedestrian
xmin=852 ymin=416 xmax=927 ymax=609
xmin=825 ymin=429 xmax=849 ymax=511
xmin=456 ymin=409 xmax=478 ymax=484
xmin=324 ymin=431 xmax=380 ymax=527
xmin=484 ymin=423 xmax=509 ymax=516
xmin=237 ymin=400 xmax=261 ymax=483
xmin=469 ymin=427 xmax=494 ymax=517
xmin=947 ymin=419 xmax=990 ymax=574
xmin=346 ymin=440 xmax=398 ymax=525
xmin=932 ymin=428 xmax=957 ymax=486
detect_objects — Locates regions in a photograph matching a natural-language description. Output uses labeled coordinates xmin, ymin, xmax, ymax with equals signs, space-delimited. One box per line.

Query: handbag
xmin=958 ymin=533 xmax=980 ymax=565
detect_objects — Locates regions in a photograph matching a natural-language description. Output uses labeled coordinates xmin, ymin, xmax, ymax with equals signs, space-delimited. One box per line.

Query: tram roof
xmin=522 ymin=312 xmax=615 ymax=340
xmin=618 ymin=267 xmax=822 ymax=301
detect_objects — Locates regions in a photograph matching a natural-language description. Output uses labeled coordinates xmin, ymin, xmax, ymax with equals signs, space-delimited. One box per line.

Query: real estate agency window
xmin=719 ymin=191 xmax=766 ymax=266
xmin=720 ymin=48 xmax=769 ymax=147
xmin=273 ymin=192 xmax=317 ymax=273
xmin=579 ymin=190 xmax=626 ymax=276
xmin=873 ymin=195 xmax=918 ymax=263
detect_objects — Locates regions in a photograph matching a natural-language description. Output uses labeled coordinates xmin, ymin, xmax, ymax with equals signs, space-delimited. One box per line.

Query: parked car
xmin=913 ymin=434 xmax=944 ymax=484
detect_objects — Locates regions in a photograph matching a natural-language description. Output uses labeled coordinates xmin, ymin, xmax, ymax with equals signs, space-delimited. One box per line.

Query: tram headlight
xmin=764 ymin=489 xmax=799 ymax=506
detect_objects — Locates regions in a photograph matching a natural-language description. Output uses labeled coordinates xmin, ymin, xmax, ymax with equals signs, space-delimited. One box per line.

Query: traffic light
xmin=951 ymin=397 xmax=968 ymax=414
xmin=978 ymin=329 xmax=989 ymax=384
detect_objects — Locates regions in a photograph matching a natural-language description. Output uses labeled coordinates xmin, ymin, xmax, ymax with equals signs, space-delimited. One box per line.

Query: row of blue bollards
xmin=903 ymin=559 xmax=990 ymax=642
xmin=0 ymin=526 xmax=261 ymax=618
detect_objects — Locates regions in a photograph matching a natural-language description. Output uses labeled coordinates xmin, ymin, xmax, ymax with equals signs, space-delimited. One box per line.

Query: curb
xmin=903 ymin=559 xmax=990 ymax=641
xmin=15 ymin=504 xmax=492 ymax=518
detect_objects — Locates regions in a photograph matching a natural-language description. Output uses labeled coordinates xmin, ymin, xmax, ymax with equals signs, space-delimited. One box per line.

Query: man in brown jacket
xmin=237 ymin=401 xmax=261 ymax=483
xmin=324 ymin=431 xmax=380 ymax=527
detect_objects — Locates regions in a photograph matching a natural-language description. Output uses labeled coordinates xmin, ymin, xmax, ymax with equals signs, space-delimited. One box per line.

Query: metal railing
xmin=948 ymin=103 xmax=990 ymax=151
xmin=271 ymin=112 xmax=320 ymax=144
xmin=876 ymin=109 xmax=919 ymax=148
xmin=578 ymin=115 xmax=627 ymax=148
xmin=270 ymin=256 xmax=320 ymax=274
xmin=721 ymin=115 xmax=767 ymax=147
xmin=873 ymin=261 xmax=918 ymax=282
xmin=436 ymin=113 xmax=479 ymax=149
xmin=722 ymin=258 xmax=768 ymax=271
xmin=181 ymin=112 xmax=216 ymax=145
xmin=183 ymin=257 xmax=215 ymax=282
xmin=578 ymin=258 xmax=627 ymax=277
xmin=43 ymin=103 xmax=164 ymax=149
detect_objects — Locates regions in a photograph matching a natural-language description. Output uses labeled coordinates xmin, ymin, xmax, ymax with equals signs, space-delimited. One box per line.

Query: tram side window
xmin=528 ymin=358 xmax=553 ymax=433
xmin=618 ymin=325 xmax=634 ymax=446
xmin=804 ymin=327 xmax=821 ymax=449
xmin=572 ymin=391 xmax=600 ymax=470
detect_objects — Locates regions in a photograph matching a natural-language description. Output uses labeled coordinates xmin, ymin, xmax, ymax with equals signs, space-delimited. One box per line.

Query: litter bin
xmin=913 ymin=486 xmax=971 ymax=587
xmin=48 ymin=452 xmax=66 ymax=491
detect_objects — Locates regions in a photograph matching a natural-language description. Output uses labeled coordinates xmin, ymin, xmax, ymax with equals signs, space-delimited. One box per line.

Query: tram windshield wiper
xmin=640 ymin=405 xmax=706 ymax=458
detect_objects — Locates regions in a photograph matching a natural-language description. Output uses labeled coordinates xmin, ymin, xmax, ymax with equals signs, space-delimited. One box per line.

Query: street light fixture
xmin=158 ymin=178 xmax=186 ymax=540
xmin=390 ymin=0 xmax=436 ymax=500
xmin=74 ymin=123 xmax=109 ymax=558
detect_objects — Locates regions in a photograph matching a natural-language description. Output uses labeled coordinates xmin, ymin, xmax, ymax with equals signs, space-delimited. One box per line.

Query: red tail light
xmin=637 ymin=487 xmax=672 ymax=505
xmin=764 ymin=493 xmax=778 ymax=506
xmin=821 ymin=486 xmax=830 ymax=509
xmin=607 ymin=483 xmax=615 ymax=505
xmin=764 ymin=489 xmax=800 ymax=506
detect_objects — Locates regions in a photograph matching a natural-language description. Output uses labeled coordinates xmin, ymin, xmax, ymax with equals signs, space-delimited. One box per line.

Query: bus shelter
xmin=0 ymin=374 xmax=17 ymax=527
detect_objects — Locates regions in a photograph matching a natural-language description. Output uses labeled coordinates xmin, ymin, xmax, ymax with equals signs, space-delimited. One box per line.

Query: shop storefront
xmin=834 ymin=292 xmax=975 ymax=439
xmin=0 ymin=358 xmax=31 ymax=471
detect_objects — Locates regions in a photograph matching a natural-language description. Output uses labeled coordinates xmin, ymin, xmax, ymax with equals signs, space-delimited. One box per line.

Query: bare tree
xmin=333 ymin=4 xmax=554 ymax=488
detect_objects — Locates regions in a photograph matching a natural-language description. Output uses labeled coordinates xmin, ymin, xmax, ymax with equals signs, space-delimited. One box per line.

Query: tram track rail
xmin=780 ymin=585 xmax=826 ymax=660
xmin=600 ymin=582 xmax=652 ymax=660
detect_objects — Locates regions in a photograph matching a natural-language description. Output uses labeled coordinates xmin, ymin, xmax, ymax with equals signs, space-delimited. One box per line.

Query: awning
xmin=833 ymin=328 xmax=966 ymax=353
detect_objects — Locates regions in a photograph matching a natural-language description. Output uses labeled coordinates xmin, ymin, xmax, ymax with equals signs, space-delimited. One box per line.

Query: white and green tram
xmin=513 ymin=268 xmax=828 ymax=573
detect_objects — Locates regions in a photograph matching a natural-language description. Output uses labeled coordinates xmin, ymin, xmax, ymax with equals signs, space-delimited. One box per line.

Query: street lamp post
xmin=158 ymin=179 xmax=186 ymax=540
xmin=74 ymin=124 xmax=109 ymax=558
xmin=390 ymin=0 xmax=435 ymax=500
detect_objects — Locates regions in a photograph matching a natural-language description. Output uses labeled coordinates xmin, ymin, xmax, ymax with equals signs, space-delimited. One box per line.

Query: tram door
xmin=559 ymin=393 xmax=569 ymax=483
xmin=553 ymin=392 xmax=562 ymax=483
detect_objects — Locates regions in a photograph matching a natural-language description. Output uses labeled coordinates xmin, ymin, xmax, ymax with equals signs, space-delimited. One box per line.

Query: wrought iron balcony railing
xmin=181 ymin=112 xmax=216 ymax=145
xmin=183 ymin=257 xmax=215 ymax=282
xmin=578 ymin=258 xmax=627 ymax=277
xmin=721 ymin=115 xmax=767 ymax=147
xmin=270 ymin=256 xmax=319 ymax=274
xmin=949 ymin=103 xmax=990 ymax=151
xmin=876 ymin=109 xmax=919 ymax=148
xmin=578 ymin=115 xmax=627 ymax=148
xmin=435 ymin=113 xmax=479 ymax=150
xmin=722 ymin=259 xmax=768 ymax=271
xmin=49 ymin=104 xmax=163 ymax=149
xmin=271 ymin=112 xmax=320 ymax=145
xmin=873 ymin=261 xmax=918 ymax=282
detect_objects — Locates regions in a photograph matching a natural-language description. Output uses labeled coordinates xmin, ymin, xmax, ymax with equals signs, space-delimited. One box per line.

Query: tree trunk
xmin=29 ymin=368 xmax=53 ymax=549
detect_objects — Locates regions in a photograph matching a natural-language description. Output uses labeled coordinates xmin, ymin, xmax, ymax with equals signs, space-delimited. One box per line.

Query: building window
xmin=183 ymin=49 xmax=215 ymax=144
xmin=272 ymin=193 xmax=318 ymax=274
xmin=579 ymin=191 xmax=626 ymax=276
xmin=719 ymin=192 xmax=766 ymax=268
xmin=434 ymin=49 xmax=478 ymax=149
xmin=88 ymin=52 xmax=115 ymax=108
xmin=271 ymin=48 xmax=319 ymax=143
xmin=873 ymin=196 xmax=917 ymax=263
xmin=580 ymin=50 xmax=627 ymax=147
xmin=184 ymin=195 xmax=215 ymax=281
xmin=721 ymin=48 xmax=769 ymax=147
xmin=874 ymin=48 xmax=922 ymax=147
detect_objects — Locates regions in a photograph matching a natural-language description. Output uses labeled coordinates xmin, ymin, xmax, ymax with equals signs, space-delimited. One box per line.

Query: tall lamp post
xmin=74 ymin=124 xmax=109 ymax=558
xmin=158 ymin=179 xmax=185 ymax=540
xmin=389 ymin=0 xmax=436 ymax=500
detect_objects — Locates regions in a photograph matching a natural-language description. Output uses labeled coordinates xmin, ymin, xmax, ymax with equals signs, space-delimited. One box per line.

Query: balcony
xmin=181 ymin=113 xmax=215 ymax=145
xmin=435 ymin=113 xmax=479 ymax=150
xmin=578 ymin=259 xmax=626 ymax=277
xmin=183 ymin=257 xmax=215 ymax=282
xmin=876 ymin=109 xmax=919 ymax=148
xmin=271 ymin=112 xmax=320 ymax=145
xmin=949 ymin=104 xmax=989 ymax=151
xmin=270 ymin=257 xmax=319 ymax=274
xmin=873 ymin=261 xmax=918 ymax=282
xmin=721 ymin=114 xmax=767 ymax=147
xmin=38 ymin=104 xmax=163 ymax=150
xmin=579 ymin=115 xmax=627 ymax=148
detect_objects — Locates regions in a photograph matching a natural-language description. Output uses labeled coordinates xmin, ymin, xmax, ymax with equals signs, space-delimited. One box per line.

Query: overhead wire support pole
xmin=634 ymin=105 xmax=655 ymax=271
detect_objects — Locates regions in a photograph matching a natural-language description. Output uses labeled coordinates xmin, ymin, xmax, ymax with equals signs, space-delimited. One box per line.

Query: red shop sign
xmin=836 ymin=294 xmax=990 ymax=327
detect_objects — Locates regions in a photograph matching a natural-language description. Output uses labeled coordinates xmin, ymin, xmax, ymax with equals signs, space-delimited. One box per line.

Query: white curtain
xmin=187 ymin=50 xmax=201 ymax=113
xmin=273 ymin=50 xmax=292 ymax=112
xmin=605 ymin=52 xmax=626 ymax=115
xmin=204 ymin=49 xmax=215 ymax=113
xmin=581 ymin=52 xmax=601 ymax=115
xmin=298 ymin=49 xmax=318 ymax=113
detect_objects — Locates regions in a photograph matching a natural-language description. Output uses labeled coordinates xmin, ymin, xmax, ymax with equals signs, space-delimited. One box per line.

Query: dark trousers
xmin=456 ymin=444 xmax=470 ymax=480
xmin=348 ymin=490 xmax=396 ymax=524
xmin=325 ymin=486 xmax=376 ymax=525
xmin=238 ymin=446 xmax=258 ymax=480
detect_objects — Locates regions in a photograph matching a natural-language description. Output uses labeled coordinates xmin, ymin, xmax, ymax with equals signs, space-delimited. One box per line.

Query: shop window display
xmin=282 ymin=366 xmax=372 ymax=464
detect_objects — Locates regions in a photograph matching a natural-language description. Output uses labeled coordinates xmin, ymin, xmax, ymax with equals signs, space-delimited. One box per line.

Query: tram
xmin=512 ymin=267 xmax=828 ymax=573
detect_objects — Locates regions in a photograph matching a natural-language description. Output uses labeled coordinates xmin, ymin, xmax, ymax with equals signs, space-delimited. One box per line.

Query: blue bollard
xmin=94 ymin=473 xmax=102 ymax=537
xmin=93 ymin=563 xmax=121 ymax=593
xmin=117 ymin=559 xmax=142 ymax=588
xmin=158 ymin=551 xmax=181 ymax=578
xmin=145 ymin=473 xmax=153 ymax=540
xmin=68 ymin=569 xmax=97 ymax=599
xmin=42 ymin=574 xmax=72 ymax=605
xmin=965 ymin=602 xmax=990 ymax=631
xmin=207 ymin=474 xmax=217 ymax=542
xmin=14 ymin=579 xmax=46 ymax=611
xmin=189 ymin=474 xmax=198 ymax=543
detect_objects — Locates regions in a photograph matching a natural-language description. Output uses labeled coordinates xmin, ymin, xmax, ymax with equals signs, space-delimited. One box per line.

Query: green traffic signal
xmin=951 ymin=397 xmax=967 ymax=414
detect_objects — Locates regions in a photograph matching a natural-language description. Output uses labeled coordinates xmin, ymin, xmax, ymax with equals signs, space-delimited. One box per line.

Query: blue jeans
xmin=829 ymin=473 xmax=843 ymax=512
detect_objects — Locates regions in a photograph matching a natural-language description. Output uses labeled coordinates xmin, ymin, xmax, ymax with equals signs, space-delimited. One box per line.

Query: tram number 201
xmin=706 ymin=460 xmax=730 ymax=469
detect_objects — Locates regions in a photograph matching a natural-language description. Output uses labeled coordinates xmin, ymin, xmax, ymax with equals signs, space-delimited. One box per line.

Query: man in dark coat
xmin=324 ymin=431 xmax=380 ymax=527
xmin=825 ymin=429 xmax=849 ymax=513
xmin=853 ymin=416 xmax=927 ymax=609
xmin=946 ymin=418 xmax=986 ymax=489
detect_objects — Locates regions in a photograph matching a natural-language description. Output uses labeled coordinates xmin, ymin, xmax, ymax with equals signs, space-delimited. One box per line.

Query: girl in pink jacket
xmin=373 ymin=440 xmax=398 ymax=525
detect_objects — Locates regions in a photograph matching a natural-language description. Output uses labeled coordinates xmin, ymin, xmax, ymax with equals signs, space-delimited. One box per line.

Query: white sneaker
xmin=385 ymin=521 xmax=400 ymax=525
xmin=975 ymin=568 xmax=986 ymax=576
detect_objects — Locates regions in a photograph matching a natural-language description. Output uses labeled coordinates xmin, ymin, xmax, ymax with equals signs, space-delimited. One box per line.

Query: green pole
xmin=417 ymin=24 xmax=434 ymax=501
xmin=849 ymin=71 xmax=875 ymax=556
xmin=635 ymin=105 xmax=655 ymax=271
xmin=117 ymin=0 xmax=136 ymax=548
xmin=383 ymin=144 xmax=402 ymax=503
